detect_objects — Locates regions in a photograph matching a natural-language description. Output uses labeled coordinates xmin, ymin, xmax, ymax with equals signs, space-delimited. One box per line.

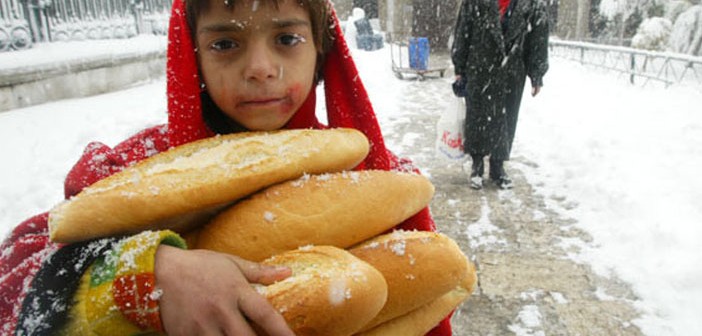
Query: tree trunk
xmin=688 ymin=10 xmax=702 ymax=55
xmin=556 ymin=0 xmax=578 ymax=39
xmin=557 ymin=0 xmax=590 ymax=40
xmin=576 ymin=0 xmax=591 ymax=39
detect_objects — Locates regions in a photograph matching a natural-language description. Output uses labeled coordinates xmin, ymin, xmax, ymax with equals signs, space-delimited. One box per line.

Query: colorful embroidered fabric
xmin=62 ymin=230 xmax=185 ymax=335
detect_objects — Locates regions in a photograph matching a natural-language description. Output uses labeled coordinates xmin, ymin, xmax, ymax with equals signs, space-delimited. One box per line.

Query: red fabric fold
xmin=0 ymin=213 xmax=54 ymax=335
xmin=499 ymin=0 xmax=511 ymax=17
xmin=166 ymin=0 xmax=213 ymax=147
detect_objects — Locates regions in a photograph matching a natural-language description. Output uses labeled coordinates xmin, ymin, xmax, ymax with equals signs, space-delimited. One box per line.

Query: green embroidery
xmin=90 ymin=246 xmax=121 ymax=287
xmin=89 ymin=232 xmax=185 ymax=288
xmin=161 ymin=234 xmax=187 ymax=249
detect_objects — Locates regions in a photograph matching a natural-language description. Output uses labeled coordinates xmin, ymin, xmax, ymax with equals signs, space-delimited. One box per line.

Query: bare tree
xmin=557 ymin=0 xmax=592 ymax=39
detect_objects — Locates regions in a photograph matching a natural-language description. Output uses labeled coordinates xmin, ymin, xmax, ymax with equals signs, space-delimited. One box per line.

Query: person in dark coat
xmin=451 ymin=0 xmax=549 ymax=189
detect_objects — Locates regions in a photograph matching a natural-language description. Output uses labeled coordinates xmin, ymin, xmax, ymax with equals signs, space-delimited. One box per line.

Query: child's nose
xmin=243 ymin=42 xmax=279 ymax=81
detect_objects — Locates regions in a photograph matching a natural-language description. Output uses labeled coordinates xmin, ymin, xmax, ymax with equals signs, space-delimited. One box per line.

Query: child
xmin=0 ymin=0 xmax=452 ymax=334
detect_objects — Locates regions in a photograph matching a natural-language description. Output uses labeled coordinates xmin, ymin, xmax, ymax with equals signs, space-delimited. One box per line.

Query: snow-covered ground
xmin=513 ymin=58 xmax=702 ymax=336
xmin=1 ymin=37 xmax=701 ymax=335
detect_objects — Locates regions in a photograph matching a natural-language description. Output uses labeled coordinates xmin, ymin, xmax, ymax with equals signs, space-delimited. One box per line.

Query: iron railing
xmin=0 ymin=0 xmax=171 ymax=52
xmin=550 ymin=39 xmax=702 ymax=88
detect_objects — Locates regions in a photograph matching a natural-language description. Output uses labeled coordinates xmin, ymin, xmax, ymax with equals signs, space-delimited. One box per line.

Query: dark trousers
xmin=491 ymin=75 xmax=526 ymax=161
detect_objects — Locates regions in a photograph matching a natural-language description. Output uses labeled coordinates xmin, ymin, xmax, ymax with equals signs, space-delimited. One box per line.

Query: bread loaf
xmin=48 ymin=128 xmax=370 ymax=243
xmin=354 ymin=286 xmax=472 ymax=336
xmin=348 ymin=230 xmax=477 ymax=332
xmin=257 ymin=245 xmax=388 ymax=336
xmin=194 ymin=170 xmax=435 ymax=261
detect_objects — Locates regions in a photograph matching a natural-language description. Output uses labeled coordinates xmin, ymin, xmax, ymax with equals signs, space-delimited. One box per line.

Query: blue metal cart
xmin=390 ymin=36 xmax=447 ymax=80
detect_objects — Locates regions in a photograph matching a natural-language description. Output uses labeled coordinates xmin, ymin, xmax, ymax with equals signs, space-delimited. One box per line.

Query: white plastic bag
xmin=435 ymin=97 xmax=466 ymax=161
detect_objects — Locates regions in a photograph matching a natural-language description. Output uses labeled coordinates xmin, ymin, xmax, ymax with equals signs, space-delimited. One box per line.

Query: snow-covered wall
xmin=0 ymin=36 xmax=166 ymax=112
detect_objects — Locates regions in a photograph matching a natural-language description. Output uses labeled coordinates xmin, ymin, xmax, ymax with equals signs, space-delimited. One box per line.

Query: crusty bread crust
xmin=194 ymin=170 xmax=435 ymax=261
xmin=48 ymin=128 xmax=370 ymax=243
xmin=258 ymin=245 xmax=388 ymax=336
xmin=349 ymin=230 xmax=477 ymax=332
xmin=354 ymin=286 xmax=472 ymax=336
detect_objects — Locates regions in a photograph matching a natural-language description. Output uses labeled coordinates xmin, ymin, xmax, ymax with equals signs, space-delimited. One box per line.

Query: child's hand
xmin=155 ymin=245 xmax=294 ymax=336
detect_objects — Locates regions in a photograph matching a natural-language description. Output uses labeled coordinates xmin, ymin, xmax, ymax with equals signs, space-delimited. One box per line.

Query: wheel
xmin=87 ymin=27 xmax=100 ymax=40
xmin=101 ymin=26 xmax=113 ymax=39
xmin=10 ymin=26 xmax=32 ymax=50
xmin=113 ymin=25 xmax=127 ymax=39
xmin=72 ymin=29 xmax=87 ymax=41
xmin=52 ymin=29 xmax=70 ymax=42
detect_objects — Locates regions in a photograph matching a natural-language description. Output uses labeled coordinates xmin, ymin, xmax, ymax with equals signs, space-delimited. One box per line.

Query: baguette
xmin=49 ymin=128 xmax=370 ymax=243
xmin=349 ymin=230 xmax=477 ymax=332
xmin=195 ymin=170 xmax=435 ymax=261
xmin=257 ymin=245 xmax=388 ymax=336
xmin=354 ymin=285 xmax=472 ymax=336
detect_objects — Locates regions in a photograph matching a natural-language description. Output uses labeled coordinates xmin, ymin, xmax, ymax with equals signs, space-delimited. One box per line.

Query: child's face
xmin=195 ymin=0 xmax=318 ymax=131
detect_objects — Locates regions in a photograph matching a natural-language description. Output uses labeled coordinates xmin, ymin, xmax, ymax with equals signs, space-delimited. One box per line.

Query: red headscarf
xmin=166 ymin=0 xmax=391 ymax=170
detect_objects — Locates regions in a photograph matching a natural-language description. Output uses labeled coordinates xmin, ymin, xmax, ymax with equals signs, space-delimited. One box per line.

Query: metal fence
xmin=0 ymin=0 xmax=171 ymax=52
xmin=550 ymin=39 xmax=702 ymax=88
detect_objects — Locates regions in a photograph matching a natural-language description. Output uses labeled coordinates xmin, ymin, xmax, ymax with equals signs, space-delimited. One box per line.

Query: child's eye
xmin=277 ymin=33 xmax=307 ymax=47
xmin=210 ymin=39 xmax=239 ymax=51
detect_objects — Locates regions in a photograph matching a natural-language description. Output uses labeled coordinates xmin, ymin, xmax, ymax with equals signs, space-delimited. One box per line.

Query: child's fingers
xmin=259 ymin=266 xmax=293 ymax=284
xmin=228 ymin=255 xmax=292 ymax=285
xmin=239 ymin=289 xmax=296 ymax=336
xmin=225 ymin=255 xmax=295 ymax=334
xmin=217 ymin=308 xmax=259 ymax=336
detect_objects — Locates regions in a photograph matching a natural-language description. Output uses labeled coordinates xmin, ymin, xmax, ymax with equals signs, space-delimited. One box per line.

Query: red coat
xmin=0 ymin=0 xmax=450 ymax=334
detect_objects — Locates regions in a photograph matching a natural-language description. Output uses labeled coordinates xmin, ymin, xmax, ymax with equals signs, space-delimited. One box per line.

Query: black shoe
xmin=489 ymin=158 xmax=512 ymax=189
xmin=465 ymin=155 xmax=484 ymax=190
xmin=470 ymin=174 xmax=483 ymax=190
xmin=492 ymin=175 xmax=513 ymax=189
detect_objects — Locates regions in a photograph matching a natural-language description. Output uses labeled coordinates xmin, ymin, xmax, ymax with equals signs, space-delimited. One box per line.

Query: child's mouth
xmin=239 ymin=97 xmax=286 ymax=108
